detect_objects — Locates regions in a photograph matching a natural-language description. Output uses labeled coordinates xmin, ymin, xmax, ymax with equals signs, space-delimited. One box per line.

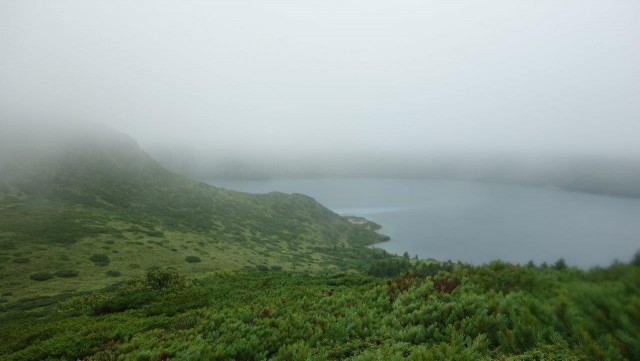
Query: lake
xmin=208 ymin=178 xmax=640 ymax=268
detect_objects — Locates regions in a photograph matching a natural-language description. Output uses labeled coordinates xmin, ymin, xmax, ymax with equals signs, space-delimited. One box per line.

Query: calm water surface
xmin=208 ymin=178 xmax=640 ymax=268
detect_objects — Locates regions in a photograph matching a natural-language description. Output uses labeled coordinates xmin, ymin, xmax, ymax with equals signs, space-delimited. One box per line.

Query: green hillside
xmin=0 ymin=122 xmax=386 ymax=301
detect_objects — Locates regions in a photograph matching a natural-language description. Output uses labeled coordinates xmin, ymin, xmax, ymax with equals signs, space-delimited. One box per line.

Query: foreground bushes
xmin=3 ymin=262 xmax=640 ymax=360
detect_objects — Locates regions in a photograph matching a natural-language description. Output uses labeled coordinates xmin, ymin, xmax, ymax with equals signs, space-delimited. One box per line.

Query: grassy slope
xmin=0 ymin=123 xmax=385 ymax=301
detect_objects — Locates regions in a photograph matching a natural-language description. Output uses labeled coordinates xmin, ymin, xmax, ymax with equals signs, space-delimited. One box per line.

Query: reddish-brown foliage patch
xmin=434 ymin=276 xmax=460 ymax=293
xmin=386 ymin=270 xmax=424 ymax=302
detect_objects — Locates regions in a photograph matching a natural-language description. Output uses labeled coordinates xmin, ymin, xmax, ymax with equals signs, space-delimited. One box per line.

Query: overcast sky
xmin=1 ymin=0 xmax=639 ymax=161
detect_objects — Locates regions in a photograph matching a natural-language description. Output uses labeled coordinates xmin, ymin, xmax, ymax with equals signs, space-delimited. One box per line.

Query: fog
xmin=1 ymin=0 xmax=639 ymax=178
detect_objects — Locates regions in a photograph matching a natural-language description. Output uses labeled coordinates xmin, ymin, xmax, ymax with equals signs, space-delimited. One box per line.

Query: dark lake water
xmin=208 ymin=178 xmax=640 ymax=268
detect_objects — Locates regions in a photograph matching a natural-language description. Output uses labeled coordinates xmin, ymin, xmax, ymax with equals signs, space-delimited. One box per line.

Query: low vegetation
xmin=184 ymin=255 xmax=201 ymax=263
xmin=53 ymin=269 xmax=79 ymax=278
xmin=12 ymin=256 xmax=30 ymax=264
xmin=105 ymin=270 xmax=122 ymax=277
xmin=1 ymin=260 xmax=638 ymax=360
xmin=89 ymin=254 xmax=111 ymax=266
xmin=28 ymin=272 xmax=54 ymax=281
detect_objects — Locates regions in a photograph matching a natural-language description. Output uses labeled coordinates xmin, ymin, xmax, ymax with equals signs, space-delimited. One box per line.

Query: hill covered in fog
xmin=151 ymin=149 xmax=640 ymax=199
xmin=0 ymin=121 xmax=385 ymax=300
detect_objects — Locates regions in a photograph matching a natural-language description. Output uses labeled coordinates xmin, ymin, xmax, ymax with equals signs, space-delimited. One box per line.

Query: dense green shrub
xmin=88 ymin=254 xmax=110 ymax=266
xmin=0 ymin=241 xmax=15 ymax=250
xmin=12 ymin=256 xmax=30 ymax=264
xmin=145 ymin=268 xmax=185 ymax=290
xmin=256 ymin=264 xmax=269 ymax=272
xmin=145 ymin=230 xmax=164 ymax=237
xmin=367 ymin=259 xmax=412 ymax=277
xmin=105 ymin=270 xmax=121 ymax=277
xmin=54 ymin=269 xmax=79 ymax=278
xmin=184 ymin=256 xmax=201 ymax=263
xmin=553 ymin=257 xmax=568 ymax=270
xmin=29 ymin=272 xmax=54 ymax=281
xmin=632 ymin=250 xmax=640 ymax=267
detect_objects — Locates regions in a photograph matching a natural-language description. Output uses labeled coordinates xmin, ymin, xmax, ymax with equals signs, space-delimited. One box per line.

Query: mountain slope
xmin=0 ymin=121 xmax=386 ymax=300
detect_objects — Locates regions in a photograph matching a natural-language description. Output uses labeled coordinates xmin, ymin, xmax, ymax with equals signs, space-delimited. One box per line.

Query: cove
xmin=208 ymin=178 xmax=640 ymax=268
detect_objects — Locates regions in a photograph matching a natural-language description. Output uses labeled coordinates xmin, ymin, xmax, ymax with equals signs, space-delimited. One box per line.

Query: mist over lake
xmin=209 ymin=178 xmax=640 ymax=268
